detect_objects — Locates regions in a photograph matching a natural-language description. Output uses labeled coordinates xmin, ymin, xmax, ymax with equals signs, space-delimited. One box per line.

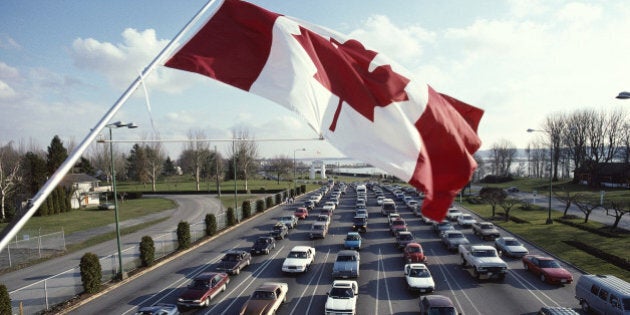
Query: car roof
xmin=337 ymin=250 xmax=359 ymax=256
xmin=422 ymin=295 xmax=455 ymax=307
xmin=332 ymin=280 xmax=357 ymax=287
xmin=347 ymin=231 xmax=360 ymax=236
xmin=406 ymin=263 xmax=428 ymax=269
xmin=291 ymin=245 xmax=313 ymax=251
xmin=195 ymin=272 xmax=221 ymax=280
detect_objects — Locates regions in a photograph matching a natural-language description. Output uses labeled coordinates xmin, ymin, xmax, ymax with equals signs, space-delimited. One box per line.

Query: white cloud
xmin=556 ymin=2 xmax=603 ymax=27
xmin=0 ymin=61 xmax=20 ymax=80
xmin=70 ymin=28 xmax=194 ymax=93
xmin=348 ymin=15 xmax=435 ymax=67
xmin=0 ymin=36 xmax=21 ymax=50
xmin=0 ymin=80 xmax=16 ymax=99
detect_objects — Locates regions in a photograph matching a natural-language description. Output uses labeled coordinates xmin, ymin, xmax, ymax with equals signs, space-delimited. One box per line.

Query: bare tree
xmin=553 ymin=189 xmax=580 ymax=217
xmin=543 ymin=113 xmax=565 ymax=181
xmin=573 ymin=196 xmax=599 ymax=224
xmin=564 ymin=109 xmax=589 ymax=178
xmin=601 ymin=200 xmax=630 ymax=231
xmin=266 ymin=155 xmax=293 ymax=184
xmin=179 ymin=129 xmax=210 ymax=191
xmin=0 ymin=142 xmax=22 ymax=220
xmin=230 ymin=128 xmax=259 ymax=192
xmin=479 ymin=187 xmax=506 ymax=218
xmin=144 ymin=137 xmax=165 ymax=192
xmin=489 ymin=139 xmax=517 ymax=176
xmin=498 ymin=197 xmax=519 ymax=222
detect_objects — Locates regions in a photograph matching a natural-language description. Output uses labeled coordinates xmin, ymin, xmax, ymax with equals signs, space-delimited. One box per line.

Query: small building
xmin=59 ymin=173 xmax=107 ymax=209
xmin=574 ymin=162 xmax=630 ymax=188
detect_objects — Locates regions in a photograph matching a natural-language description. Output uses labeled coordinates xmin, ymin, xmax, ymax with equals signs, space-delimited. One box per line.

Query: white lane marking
xmin=213 ymin=245 xmax=286 ymax=315
xmin=288 ymin=249 xmax=331 ymax=314
xmin=122 ymin=247 xmax=230 ymax=315
xmin=507 ymin=268 xmax=562 ymax=307
xmin=430 ymin=249 xmax=482 ymax=315
xmin=378 ymin=248 xmax=394 ymax=315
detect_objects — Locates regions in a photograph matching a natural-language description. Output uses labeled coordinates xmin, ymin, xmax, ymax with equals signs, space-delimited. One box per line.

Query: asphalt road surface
xmin=67 ymin=186 xmax=583 ymax=315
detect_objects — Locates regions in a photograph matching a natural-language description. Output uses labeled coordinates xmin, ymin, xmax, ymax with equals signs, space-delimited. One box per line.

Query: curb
xmin=57 ymin=193 xmax=308 ymax=314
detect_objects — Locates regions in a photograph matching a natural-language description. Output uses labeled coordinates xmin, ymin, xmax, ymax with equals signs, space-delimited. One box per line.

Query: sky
xmin=1 ymin=0 xmax=629 ymax=162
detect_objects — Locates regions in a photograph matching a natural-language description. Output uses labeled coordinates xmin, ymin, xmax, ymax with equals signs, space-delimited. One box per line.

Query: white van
xmin=575 ymin=274 xmax=630 ymax=315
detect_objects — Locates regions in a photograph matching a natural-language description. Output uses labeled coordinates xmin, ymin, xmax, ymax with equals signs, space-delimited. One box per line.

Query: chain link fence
xmin=6 ymin=207 xmax=239 ymax=315
xmin=0 ymin=229 xmax=66 ymax=270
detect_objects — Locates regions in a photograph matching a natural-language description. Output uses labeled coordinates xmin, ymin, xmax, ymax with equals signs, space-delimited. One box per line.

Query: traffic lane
xmin=409 ymin=209 xmax=581 ymax=314
xmin=67 ymin=198 xmax=301 ymax=315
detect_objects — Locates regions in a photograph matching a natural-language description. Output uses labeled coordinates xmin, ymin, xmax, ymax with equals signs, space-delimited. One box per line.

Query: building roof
xmin=60 ymin=173 xmax=100 ymax=187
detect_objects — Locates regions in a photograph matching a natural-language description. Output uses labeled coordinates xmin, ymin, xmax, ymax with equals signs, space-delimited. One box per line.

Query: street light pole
xmin=106 ymin=121 xmax=137 ymax=280
xmin=293 ymin=148 xmax=306 ymax=193
xmin=527 ymin=128 xmax=553 ymax=224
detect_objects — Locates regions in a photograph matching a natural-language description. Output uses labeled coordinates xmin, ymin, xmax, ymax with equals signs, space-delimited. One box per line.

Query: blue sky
xmin=1 ymin=0 xmax=629 ymax=161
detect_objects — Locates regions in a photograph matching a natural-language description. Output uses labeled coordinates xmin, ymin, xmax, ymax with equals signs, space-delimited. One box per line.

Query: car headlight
xmin=178 ymin=298 xmax=183 ymax=302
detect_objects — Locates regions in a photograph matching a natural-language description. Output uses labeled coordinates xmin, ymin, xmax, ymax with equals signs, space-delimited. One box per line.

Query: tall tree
xmin=144 ymin=140 xmax=165 ymax=192
xmin=22 ymin=151 xmax=47 ymax=197
xmin=542 ymin=113 xmax=565 ymax=182
xmin=266 ymin=155 xmax=293 ymax=184
xmin=229 ymin=128 xmax=259 ymax=192
xmin=127 ymin=144 xmax=149 ymax=184
xmin=46 ymin=135 xmax=68 ymax=176
xmin=179 ymin=129 xmax=210 ymax=191
xmin=489 ymin=139 xmax=517 ymax=176
xmin=0 ymin=143 xmax=22 ymax=220
xmin=162 ymin=156 xmax=176 ymax=176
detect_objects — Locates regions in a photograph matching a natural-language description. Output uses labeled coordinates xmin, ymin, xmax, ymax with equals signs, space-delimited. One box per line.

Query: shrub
xmin=300 ymin=184 xmax=306 ymax=194
xmin=227 ymin=207 xmax=237 ymax=226
xmin=80 ymin=252 xmax=102 ymax=293
xmin=275 ymin=193 xmax=282 ymax=205
xmin=0 ymin=284 xmax=11 ymax=315
xmin=176 ymin=221 xmax=191 ymax=250
xmin=290 ymin=188 xmax=295 ymax=197
xmin=265 ymin=196 xmax=274 ymax=208
xmin=205 ymin=214 xmax=217 ymax=236
xmin=256 ymin=200 xmax=265 ymax=213
xmin=242 ymin=200 xmax=252 ymax=219
xmin=139 ymin=236 xmax=155 ymax=267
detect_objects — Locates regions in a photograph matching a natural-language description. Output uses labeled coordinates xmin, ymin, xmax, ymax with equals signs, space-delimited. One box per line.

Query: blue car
xmin=344 ymin=232 xmax=362 ymax=250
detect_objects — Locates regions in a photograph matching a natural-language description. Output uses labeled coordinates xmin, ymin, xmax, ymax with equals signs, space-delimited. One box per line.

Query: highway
xmin=68 ymin=184 xmax=582 ymax=314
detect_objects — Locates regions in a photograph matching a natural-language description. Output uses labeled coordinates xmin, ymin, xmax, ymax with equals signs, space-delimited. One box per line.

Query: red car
xmin=177 ymin=272 xmax=230 ymax=310
xmin=522 ymin=255 xmax=573 ymax=285
xmin=294 ymin=207 xmax=309 ymax=220
xmin=390 ymin=219 xmax=408 ymax=235
xmin=404 ymin=242 xmax=427 ymax=263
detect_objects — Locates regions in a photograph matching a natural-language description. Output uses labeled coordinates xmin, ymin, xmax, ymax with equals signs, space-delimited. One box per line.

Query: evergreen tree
xmin=162 ymin=156 xmax=176 ymax=176
xmin=22 ymin=152 xmax=47 ymax=196
xmin=46 ymin=135 xmax=68 ymax=176
xmin=76 ymin=156 xmax=95 ymax=175
xmin=127 ymin=144 xmax=149 ymax=183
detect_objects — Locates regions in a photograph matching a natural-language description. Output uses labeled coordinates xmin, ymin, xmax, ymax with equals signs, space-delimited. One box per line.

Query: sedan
xmin=440 ymin=230 xmax=470 ymax=251
xmin=177 ymin=272 xmax=229 ymax=310
xmin=294 ymin=207 xmax=308 ymax=220
xmin=134 ymin=303 xmax=179 ymax=315
xmin=522 ymin=255 xmax=574 ymax=285
xmin=403 ymin=242 xmax=427 ymax=263
xmin=457 ymin=214 xmax=477 ymax=227
xmin=432 ymin=221 xmax=454 ymax=235
xmin=404 ymin=263 xmax=435 ymax=293
xmin=495 ymin=236 xmax=529 ymax=258
xmin=239 ymin=282 xmax=288 ymax=315
xmin=344 ymin=232 xmax=362 ymax=250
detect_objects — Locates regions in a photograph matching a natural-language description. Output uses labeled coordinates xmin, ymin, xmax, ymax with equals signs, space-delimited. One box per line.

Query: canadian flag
xmin=165 ymin=0 xmax=483 ymax=221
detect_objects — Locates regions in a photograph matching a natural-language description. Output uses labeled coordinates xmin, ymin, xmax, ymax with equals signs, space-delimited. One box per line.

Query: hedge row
xmin=554 ymin=218 xmax=621 ymax=238
xmin=563 ymin=240 xmax=630 ymax=271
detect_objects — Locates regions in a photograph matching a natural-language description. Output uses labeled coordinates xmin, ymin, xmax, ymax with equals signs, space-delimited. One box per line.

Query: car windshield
xmin=252 ymin=290 xmax=275 ymax=300
xmin=353 ymin=218 xmax=366 ymax=224
xmin=461 ymin=215 xmax=472 ymax=220
xmin=288 ymin=251 xmax=307 ymax=258
xmin=427 ymin=307 xmax=456 ymax=315
xmin=383 ymin=204 xmax=396 ymax=211
xmin=407 ymin=246 xmax=421 ymax=253
xmin=318 ymin=216 xmax=328 ymax=222
xmin=346 ymin=235 xmax=360 ymax=241
xmin=448 ymin=233 xmax=464 ymax=239
xmin=330 ymin=287 xmax=354 ymax=299
xmin=409 ymin=268 xmax=430 ymax=278
xmin=538 ymin=260 xmax=561 ymax=268
xmin=472 ymin=250 xmax=496 ymax=257
xmin=255 ymin=239 xmax=269 ymax=245
xmin=504 ymin=240 xmax=520 ymax=246
xmin=336 ymin=255 xmax=356 ymax=262
xmin=223 ymin=253 xmax=240 ymax=261
xmin=280 ymin=216 xmax=292 ymax=221
xmin=481 ymin=224 xmax=493 ymax=229
xmin=190 ymin=279 xmax=210 ymax=289
xmin=399 ymin=234 xmax=413 ymax=241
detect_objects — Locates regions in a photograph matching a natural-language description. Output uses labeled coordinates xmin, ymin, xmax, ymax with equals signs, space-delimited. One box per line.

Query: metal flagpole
xmin=0 ymin=0 xmax=224 ymax=252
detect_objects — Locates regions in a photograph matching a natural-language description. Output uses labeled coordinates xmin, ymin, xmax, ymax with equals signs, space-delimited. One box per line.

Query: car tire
xmin=265 ymin=249 xmax=270 ymax=255
xmin=524 ymin=263 xmax=529 ymax=270
xmin=223 ymin=284 xmax=227 ymax=292
xmin=246 ymin=259 xmax=251 ymax=266
xmin=540 ymin=274 xmax=546 ymax=283
xmin=234 ymin=268 xmax=240 ymax=275
xmin=581 ymin=300 xmax=590 ymax=312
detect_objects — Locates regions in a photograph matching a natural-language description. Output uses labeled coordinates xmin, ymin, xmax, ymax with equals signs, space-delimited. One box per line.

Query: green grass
xmin=479 ymin=177 xmax=630 ymax=203
xmin=0 ymin=197 xmax=176 ymax=235
xmin=463 ymin=201 xmax=630 ymax=282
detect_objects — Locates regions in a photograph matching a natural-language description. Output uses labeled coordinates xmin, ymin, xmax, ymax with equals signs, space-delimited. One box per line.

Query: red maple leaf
xmin=293 ymin=26 xmax=410 ymax=131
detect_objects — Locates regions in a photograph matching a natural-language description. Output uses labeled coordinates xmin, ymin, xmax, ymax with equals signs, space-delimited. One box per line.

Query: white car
xmin=325 ymin=280 xmax=358 ymax=315
xmin=282 ymin=246 xmax=316 ymax=273
xmin=387 ymin=213 xmax=401 ymax=226
xmin=445 ymin=208 xmax=463 ymax=221
xmin=376 ymin=196 xmax=384 ymax=205
xmin=457 ymin=214 xmax=477 ymax=227
xmin=323 ymin=201 xmax=336 ymax=211
xmin=406 ymin=200 xmax=419 ymax=211
xmin=494 ymin=236 xmax=529 ymax=258
xmin=404 ymin=263 xmax=435 ymax=293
